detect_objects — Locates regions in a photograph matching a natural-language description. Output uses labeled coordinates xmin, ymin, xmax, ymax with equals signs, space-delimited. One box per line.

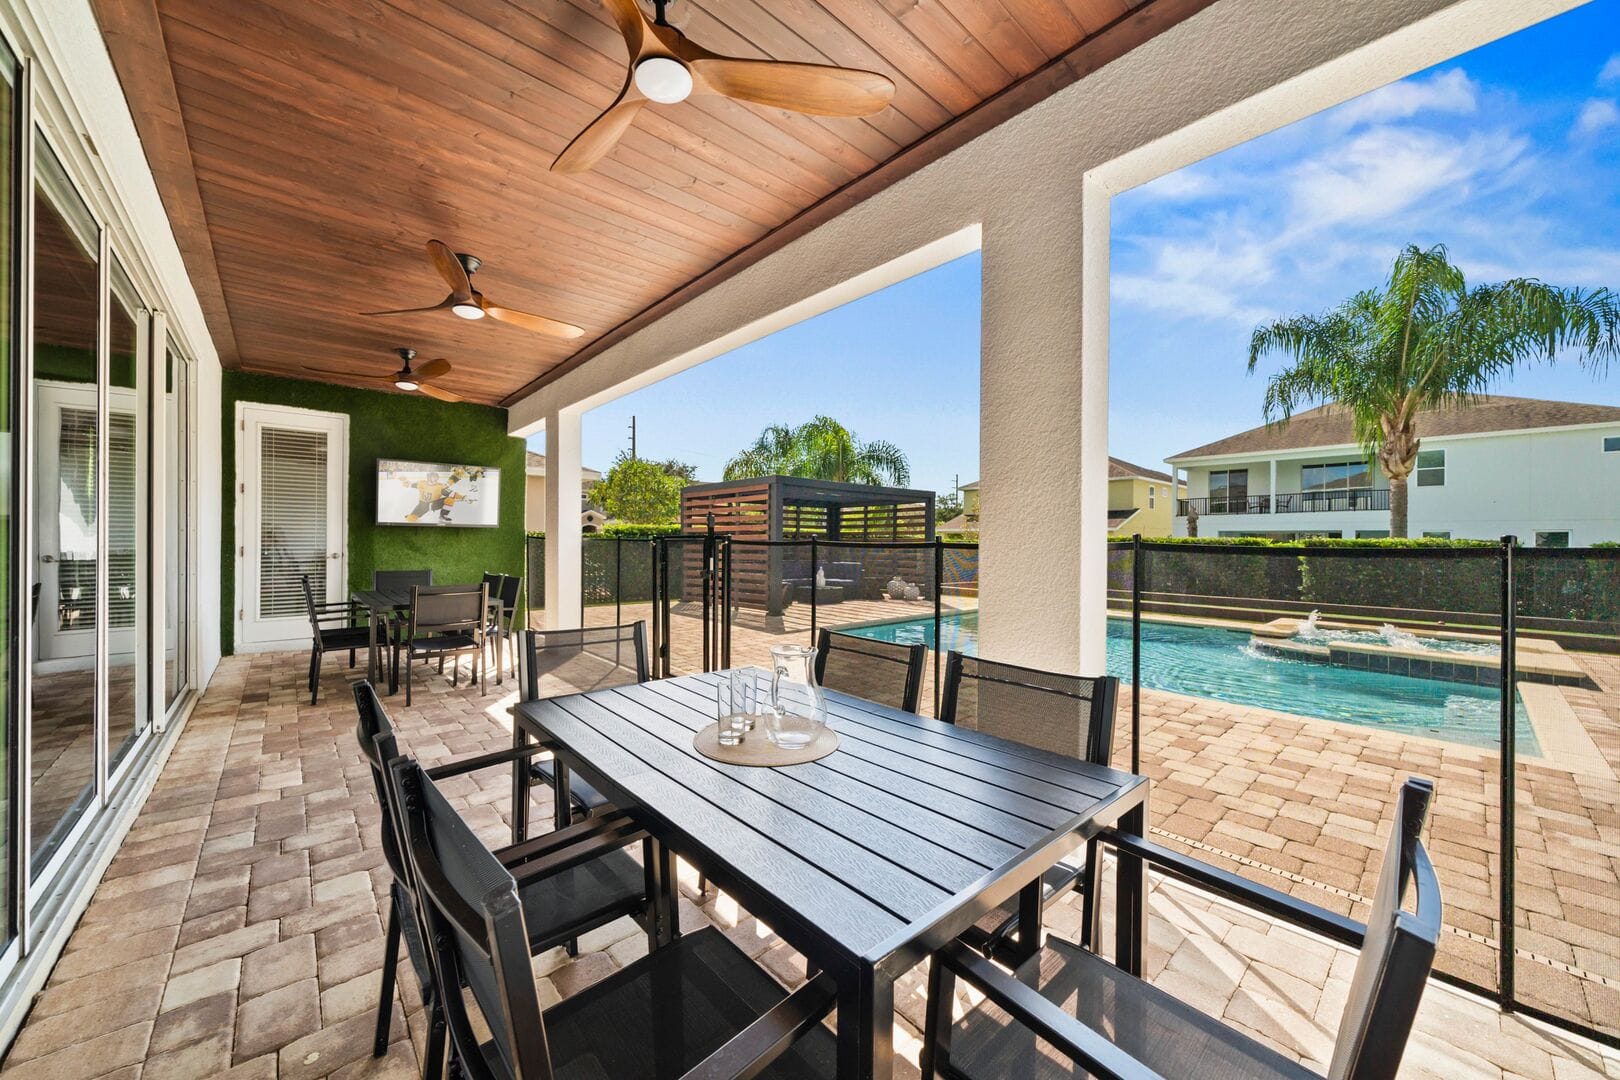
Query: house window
xmin=1535 ymin=531 xmax=1570 ymax=548
xmin=1415 ymin=449 xmax=1445 ymax=486
xmin=1208 ymin=469 xmax=1248 ymax=514
xmin=1605 ymin=435 xmax=1620 ymax=453
xmin=1148 ymin=486 xmax=1156 ymax=509
xmin=1421 ymin=531 xmax=1451 ymax=539
xmin=1301 ymin=460 xmax=1372 ymax=493
xmin=1356 ymin=530 xmax=1389 ymax=539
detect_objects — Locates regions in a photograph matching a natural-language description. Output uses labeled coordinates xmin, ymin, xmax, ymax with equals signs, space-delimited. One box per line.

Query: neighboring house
xmin=1166 ymin=395 xmax=1620 ymax=545
xmin=524 ymin=451 xmax=603 ymax=533
xmin=1108 ymin=457 xmax=1181 ymax=537
xmin=942 ymin=463 xmax=1182 ymax=536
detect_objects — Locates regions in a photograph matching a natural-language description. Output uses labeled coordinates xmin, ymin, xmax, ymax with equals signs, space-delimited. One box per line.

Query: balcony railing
xmin=1177 ymin=494 xmax=1271 ymax=516
xmin=1178 ymin=488 xmax=1390 ymax=516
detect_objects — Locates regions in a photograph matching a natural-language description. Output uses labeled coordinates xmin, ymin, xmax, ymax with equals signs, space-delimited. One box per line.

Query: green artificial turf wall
xmin=221 ymin=370 xmax=526 ymax=654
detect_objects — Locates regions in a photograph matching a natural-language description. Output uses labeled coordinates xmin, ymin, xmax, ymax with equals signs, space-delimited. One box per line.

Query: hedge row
xmin=1106 ymin=538 xmax=1619 ymax=624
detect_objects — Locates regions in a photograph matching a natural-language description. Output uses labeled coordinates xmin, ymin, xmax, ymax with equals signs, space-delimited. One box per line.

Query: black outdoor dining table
xmin=510 ymin=668 xmax=1152 ymax=1080
xmin=351 ymin=586 xmax=505 ymax=693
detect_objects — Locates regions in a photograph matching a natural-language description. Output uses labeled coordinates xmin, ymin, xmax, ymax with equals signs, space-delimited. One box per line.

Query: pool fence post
xmin=1498 ymin=534 xmax=1517 ymax=1010
xmin=934 ymin=539 xmax=945 ymax=716
xmin=1131 ymin=533 xmax=1142 ymax=774
xmin=809 ymin=537 xmax=819 ymax=647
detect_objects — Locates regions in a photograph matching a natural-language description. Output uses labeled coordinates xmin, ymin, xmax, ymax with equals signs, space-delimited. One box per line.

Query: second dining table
xmin=351 ymin=584 xmax=505 ymax=694
xmin=511 ymin=667 xmax=1151 ymax=1080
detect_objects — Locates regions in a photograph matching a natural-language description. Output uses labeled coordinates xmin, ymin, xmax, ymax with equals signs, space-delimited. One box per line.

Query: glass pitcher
xmin=768 ymin=644 xmax=828 ymax=749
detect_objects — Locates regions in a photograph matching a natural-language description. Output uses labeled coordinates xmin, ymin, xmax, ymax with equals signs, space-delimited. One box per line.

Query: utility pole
xmin=629 ymin=416 xmax=637 ymax=460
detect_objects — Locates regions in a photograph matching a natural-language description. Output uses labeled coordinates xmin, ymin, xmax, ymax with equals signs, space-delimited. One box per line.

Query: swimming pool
xmin=836 ymin=610 xmax=1531 ymax=751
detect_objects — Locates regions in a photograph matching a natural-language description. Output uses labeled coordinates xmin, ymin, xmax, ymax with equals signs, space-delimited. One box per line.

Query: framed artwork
xmin=377 ymin=459 xmax=500 ymax=527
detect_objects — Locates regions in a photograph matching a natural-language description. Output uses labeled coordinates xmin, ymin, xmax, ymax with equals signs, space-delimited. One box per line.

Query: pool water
xmin=837 ymin=611 xmax=1532 ymax=752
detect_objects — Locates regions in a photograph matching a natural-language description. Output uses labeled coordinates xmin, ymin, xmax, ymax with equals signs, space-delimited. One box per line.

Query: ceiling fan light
xmin=634 ymin=56 xmax=693 ymax=104
xmin=451 ymin=301 xmax=485 ymax=320
xmin=395 ymin=379 xmax=419 ymax=392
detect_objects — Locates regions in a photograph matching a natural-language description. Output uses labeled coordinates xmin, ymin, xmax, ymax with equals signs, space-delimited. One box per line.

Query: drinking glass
xmin=716 ymin=670 xmax=756 ymax=746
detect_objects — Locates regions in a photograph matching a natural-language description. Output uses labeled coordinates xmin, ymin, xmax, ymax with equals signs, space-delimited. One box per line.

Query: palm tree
xmin=723 ymin=415 xmax=911 ymax=485
xmin=1248 ymin=244 xmax=1618 ymax=536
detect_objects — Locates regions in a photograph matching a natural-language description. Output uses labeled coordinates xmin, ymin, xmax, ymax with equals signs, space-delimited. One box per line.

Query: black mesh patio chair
xmin=354 ymin=681 xmax=655 ymax=1079
xmin=484 ymin=574 xmax=523 ymax=683
xmin=392 ymin=752 xmax=839 ymax=1080
xmin=374 ymin=568 xmax=433 ymax=590
xmin=814 ymin=629 xmax=926 ymax=713
xmin=403 ymin=584 xmax=488 ymax=705
xmin=522 ymin=624 xmax=649 ymax=825
xmin=302 ymin=574 xmax=371 ymax=705
xmin=922 ymin=777 xmax=1442 ymax=1080
xmin=939 ymin=651 xmax=1118 ymax=957
xmin=373 ymin=569 xmax=433 ymax=681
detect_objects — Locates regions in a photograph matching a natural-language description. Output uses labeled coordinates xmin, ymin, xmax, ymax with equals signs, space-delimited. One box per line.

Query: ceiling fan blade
xmin=414 ymin=357 xmax=452 ymax=381
xmin=601 ymin=0 xmax=653 ymax=50
xmin=360 ymin=298 xmax=454 ymax=317
xmin=426 ymin=239 xmax=474 ymax=300
xmin=688 ymin=56 xmax=894 ymax=117
xmin=552 ymin=80 xmax=648 ymax=174
xmin=482 ymin=298 xmax=586 ymax=339
xmin=416 ymin=382 xmax=462 ymax=403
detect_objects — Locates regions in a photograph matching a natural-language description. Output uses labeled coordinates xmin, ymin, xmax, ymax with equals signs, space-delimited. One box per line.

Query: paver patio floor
xmin=0 ymin=649 xmax=1615 ymax=1078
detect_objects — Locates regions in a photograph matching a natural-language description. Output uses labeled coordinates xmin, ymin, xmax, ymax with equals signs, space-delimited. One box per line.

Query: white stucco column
xmin=1270 ymin=459 xmax=1279 ymax=514
xmin=976 ymin=176 xmax=1108 ymax=676
xmin=542 ymin=410 xmax=583 ymax=629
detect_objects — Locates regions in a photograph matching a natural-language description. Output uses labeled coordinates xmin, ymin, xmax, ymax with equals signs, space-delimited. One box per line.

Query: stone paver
xmin=0 ymin=645 xmax=1615 ymax=1078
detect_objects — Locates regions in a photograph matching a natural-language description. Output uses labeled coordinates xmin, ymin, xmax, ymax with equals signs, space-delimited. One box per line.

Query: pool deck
xmin=2 ymin=649 xmax=1616 ymax=1078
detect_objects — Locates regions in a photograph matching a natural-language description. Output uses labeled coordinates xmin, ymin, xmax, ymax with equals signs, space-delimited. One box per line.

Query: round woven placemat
xmin=693 ymin=722 xmax=838 ymax=766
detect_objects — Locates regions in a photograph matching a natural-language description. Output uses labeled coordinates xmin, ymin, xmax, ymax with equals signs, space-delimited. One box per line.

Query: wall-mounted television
xmin=377 ymin=459 xmax=500 ymax=528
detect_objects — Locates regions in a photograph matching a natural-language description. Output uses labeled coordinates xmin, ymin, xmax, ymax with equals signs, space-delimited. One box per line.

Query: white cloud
xmin=1573 ymin=98 xmax=1620 ymax=137
xmin=1111 ymin=235 xmax=1276 ymax=324
xmin=1285 ymin=126 xmax=1528 ymax=233
xmin=1600 ymin=54 xmax=1620 ymax=85
xmin=1136 ymin=169 xmax=1216 ymax=201
xmin=1329 ymin=69 xmax=1478 ymax=129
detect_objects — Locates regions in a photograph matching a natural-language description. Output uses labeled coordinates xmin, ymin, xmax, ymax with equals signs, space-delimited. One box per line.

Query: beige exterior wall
xmin=1108 ymin=476 xmax=1180 ymax=538
xmin=526 ymin=474 xmax=547 ymax=533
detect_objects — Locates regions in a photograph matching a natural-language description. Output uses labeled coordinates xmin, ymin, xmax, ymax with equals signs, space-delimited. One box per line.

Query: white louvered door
xmin=237 ymin=405 xmax=347 ymax=650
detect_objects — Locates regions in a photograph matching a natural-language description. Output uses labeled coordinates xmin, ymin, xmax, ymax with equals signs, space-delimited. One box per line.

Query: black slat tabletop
xmin=514 ymin=669 xmax=1146 ymax=967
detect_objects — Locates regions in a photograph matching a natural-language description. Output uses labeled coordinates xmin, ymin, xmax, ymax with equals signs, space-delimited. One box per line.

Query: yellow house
xmin=525 ymin=451 xmax=604 ymax=532
xmin=1109 ymin=458 xmax=1181 ymax=537
xmin=946 ymin=462 xmax=1179 ymax=536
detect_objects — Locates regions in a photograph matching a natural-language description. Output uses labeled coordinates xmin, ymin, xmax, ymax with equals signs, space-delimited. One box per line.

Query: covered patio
xmin=0 ymin=0 xmax=1613 ymax=1077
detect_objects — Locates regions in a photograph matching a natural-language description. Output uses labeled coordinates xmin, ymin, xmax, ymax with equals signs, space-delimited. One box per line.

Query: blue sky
xmin=546 ymin=0 xmax=1620 ymax=494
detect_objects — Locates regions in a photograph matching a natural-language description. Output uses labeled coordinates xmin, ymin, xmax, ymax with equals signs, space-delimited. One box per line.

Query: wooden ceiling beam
xmin=90 ymin=0 xmax=239 ymax=364
xmin=501 ymin=0 xmax=1217 ymax=407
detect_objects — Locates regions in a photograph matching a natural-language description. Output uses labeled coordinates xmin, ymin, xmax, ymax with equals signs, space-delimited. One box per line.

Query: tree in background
xmin=935 ymin=490 xmax=964 ymax=523
xmin=1249 ymin=244 xmax=1617 ymax=536
xmin=723 ymin=416 xmax=910 ymax=485
xmin=589 ymin=451 xmax=691 ymax=523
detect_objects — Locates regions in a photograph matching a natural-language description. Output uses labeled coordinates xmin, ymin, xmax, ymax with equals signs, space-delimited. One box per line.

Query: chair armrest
xmin=499 ymin=809 xmax=641 ymax=866
xmin=1101 ymin=831 xmax=1364 ymax=949
xmin=678 ymin=972 xmax=838 ymax=1080
xmin=507 ymin=813 xmax=648 ymax=886
xmin=940 ymin=942 xmax=1164 ymax=1080
xmin=424 ymin=744 xmax=543 ymax=780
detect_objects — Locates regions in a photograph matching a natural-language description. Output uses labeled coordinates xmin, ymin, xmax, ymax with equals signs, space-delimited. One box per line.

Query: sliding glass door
xmin=108 ymin=259 xmax=147 ymax=774
xmin=28 ymin=132 xmax=99 ymax=878
xmin=163 ymin=338 xmax=188 ymax=709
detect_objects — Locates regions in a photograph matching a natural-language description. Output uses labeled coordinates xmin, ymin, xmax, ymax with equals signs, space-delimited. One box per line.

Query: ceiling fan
xmin=306 ymin=349 xmax=462 ymax=402
xmin=553 ymin=0 xmax=896 ymax=174
xmin=361 ymin=239 xmax=585 ymax=340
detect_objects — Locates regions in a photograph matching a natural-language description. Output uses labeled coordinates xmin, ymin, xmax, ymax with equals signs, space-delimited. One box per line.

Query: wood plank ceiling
xmin=92 ymin=0 xmax=1206 ymax=407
